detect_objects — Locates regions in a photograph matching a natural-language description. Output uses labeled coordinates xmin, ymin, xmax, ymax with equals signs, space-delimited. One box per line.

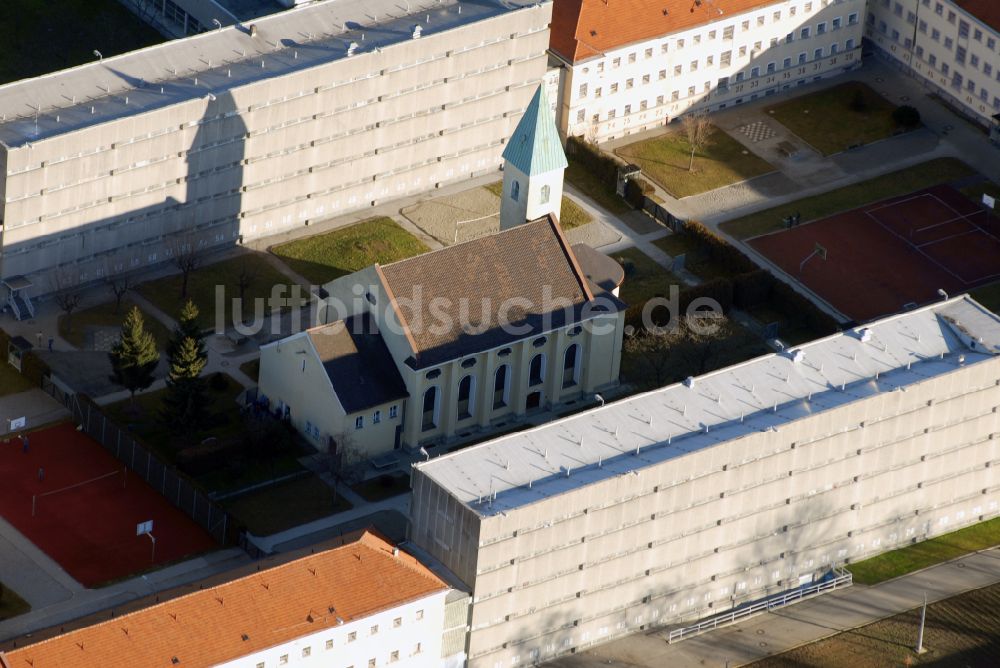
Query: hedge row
xmin=566 ymin=135 xmax=625 ymax=187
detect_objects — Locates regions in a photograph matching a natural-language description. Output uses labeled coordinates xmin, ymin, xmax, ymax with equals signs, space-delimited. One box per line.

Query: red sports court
xmin=749 ymin=185 xmax=1000 ymax=322
xmin=0 ymin=422 xmax=216 ymax=587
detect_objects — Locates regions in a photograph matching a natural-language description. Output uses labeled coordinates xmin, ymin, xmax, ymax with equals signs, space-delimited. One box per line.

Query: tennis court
xmin=0 ymin=422 xmax=216 ymax=587
xmin=748 ymin=185 xmax=1000 ymax=321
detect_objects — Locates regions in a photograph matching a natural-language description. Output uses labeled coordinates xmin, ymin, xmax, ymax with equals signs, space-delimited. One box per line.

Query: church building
xmin=258 ymin=87 xmax=626 ymax=455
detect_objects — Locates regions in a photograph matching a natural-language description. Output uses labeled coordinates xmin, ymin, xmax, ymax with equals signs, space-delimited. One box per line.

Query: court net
xmin=32 ymin=468 xmax=125 ymax=517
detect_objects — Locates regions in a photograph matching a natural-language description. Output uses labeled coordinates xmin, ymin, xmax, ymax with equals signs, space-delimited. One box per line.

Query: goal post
xmin=799 ymin=242 xmax=828 ymax=272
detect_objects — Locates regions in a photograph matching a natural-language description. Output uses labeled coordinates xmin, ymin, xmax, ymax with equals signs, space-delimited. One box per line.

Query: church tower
xmin=499 ymin=85 xmax=568 ymax=231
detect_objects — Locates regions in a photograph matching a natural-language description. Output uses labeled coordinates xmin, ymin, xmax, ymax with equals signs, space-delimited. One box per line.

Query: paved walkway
xmin=551 ymin=546 xmax=1000 ymax=667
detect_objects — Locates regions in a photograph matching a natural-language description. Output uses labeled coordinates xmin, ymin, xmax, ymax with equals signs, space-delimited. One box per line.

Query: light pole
xmin=212 ymin=18 xmax=223 ymax=30
xmin=915 ymin=592 xmax=927 ymax=654
xmin=93 ymin=50 xmax=103 ymax=63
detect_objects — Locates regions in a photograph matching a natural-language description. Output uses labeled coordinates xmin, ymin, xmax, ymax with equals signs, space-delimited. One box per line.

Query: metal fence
xmin=642 ymin=196 xmax=684 ymax=232
xmin=68 ymin=394 xmax=236 ymax=547
xmin=666 ymin=568 xmax=853 ymax=644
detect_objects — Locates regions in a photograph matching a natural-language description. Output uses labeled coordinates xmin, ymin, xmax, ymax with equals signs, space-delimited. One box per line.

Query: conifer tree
xmin=161 ymin=336 xmax=209 ymax=433
xmin=108 ymin=306 xmax=160 ymax=411
xmin=168 ymin=300 xmax=206 ymax=361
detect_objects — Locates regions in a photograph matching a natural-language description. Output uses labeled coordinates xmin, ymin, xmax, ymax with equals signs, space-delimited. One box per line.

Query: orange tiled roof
xmin=0 ymin=531 xmax=447 ymax=668
xmin=955 ymin=1 xmax=1000 ymax=33
xmin=550 ymin=0 xmax=779 ymax=63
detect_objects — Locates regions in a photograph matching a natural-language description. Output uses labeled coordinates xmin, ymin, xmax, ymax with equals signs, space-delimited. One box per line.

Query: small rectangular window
xmin=279 ymin=656 xmax=288 ymax=666
xmin=416 ymin=610 xmax=424 ymax=620
xmin=326 ymin=639 xmax=334 ymax=650
xmin=302 ymin=647 xmax=311 ymax=658
xmin=390 ymin=651 xmax=399 ymax=663
xmin=389 ymin=405 xmax=398 ymax=418
xmin=371 ymin=625 xmax=378 ymax=635
xmin=349 ymin=632 xmax=358 ymax=642
xmin=355 ymin=416 xmax=363 ymax=429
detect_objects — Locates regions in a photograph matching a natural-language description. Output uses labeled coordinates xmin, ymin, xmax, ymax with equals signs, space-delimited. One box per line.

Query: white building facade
xmin=411 ymin=296 xmax=1000 ymax=667
xmin=866 ymin=0 xmax=1000 ymax=125
xmin=549 ymin=0 xmax=866 ymax=142
xmin=0 ymin=0 xmax=551 ymax=307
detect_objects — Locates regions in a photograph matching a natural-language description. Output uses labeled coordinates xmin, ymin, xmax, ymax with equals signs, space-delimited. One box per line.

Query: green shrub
xmin=566 ymin=136 xmax=626 ymax=190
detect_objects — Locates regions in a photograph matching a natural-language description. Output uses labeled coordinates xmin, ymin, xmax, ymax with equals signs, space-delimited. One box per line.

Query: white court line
xmin=863 ymin=208 xmax=970 ymax=285
xmin=925 ymin=192 xmax=1000 ymax=243
xmin=914 ymin=229 xmax=980 ymax=249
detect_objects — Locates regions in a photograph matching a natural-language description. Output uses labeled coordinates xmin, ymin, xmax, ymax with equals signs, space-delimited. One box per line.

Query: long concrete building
xmin=410 ymin=295 xmax=1000 ymax=667
xmin=866 ymin=0 xmax=1000 ymax=126
xmin=547 ymin=0 xmax=866 ymax=142
xmin=0 ymin=0 xmax=551 ymax=313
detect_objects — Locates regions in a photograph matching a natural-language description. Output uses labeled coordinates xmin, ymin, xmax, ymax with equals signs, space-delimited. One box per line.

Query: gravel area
xmin=401 ymin=187 xmax=501 ymax=245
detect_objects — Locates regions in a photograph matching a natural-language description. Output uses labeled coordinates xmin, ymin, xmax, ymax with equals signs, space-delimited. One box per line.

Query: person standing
xmin=21 ymin=434 xmax=29 ymax=454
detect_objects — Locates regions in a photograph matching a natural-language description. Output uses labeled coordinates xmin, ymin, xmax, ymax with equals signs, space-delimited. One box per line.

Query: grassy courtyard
xmin=483 ymin=182 xmax=594 ymax=230
xmin=847 ymin=516 xmax=1000 ymax=585
xmin=271 ymin=217 xmax=429 ymax=286
xmin=0 ymin=361 xmax=35 ymax=398
xmin=105 ymin=373 xmax=248 ymax=461
xmin=137 ymin=253 xmax=299 ymax=331
xmin=766 ymin=81 xmax=903 ymax=155
xmin=653 ymin=233 xmax=731 ymax=281
xmin=0 ymin=0 xmax=162 ymax=84
xmin=225 ymin=475 xmax=351 ymax=537
xmin=0 ymin=582 xmax=30 ymax=621
xmin=616 ymin=126 xmax=774 ymax=198
xmin=565 ymin=156 xmax=632 ymax=215
xmin=720 ymin=158 xmax=976 ymax=239
xmin=610 ymin=247 xmax=686 ymax=317
xmin=749 ymin=582 xmax=1000 ymax=667
xmin=58 ymin=299 xmax=172 ymax=351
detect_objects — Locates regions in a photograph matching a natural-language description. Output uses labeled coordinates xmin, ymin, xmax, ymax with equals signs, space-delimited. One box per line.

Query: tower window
xmin=540 ymin=184 xmax=551 ymax=204
xmin=511 ymin=180 xmax=520 ymax=201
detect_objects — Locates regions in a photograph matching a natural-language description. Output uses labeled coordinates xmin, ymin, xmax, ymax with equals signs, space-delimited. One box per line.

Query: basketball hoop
xmin=799 ymin=242 xmax=828 ymax=272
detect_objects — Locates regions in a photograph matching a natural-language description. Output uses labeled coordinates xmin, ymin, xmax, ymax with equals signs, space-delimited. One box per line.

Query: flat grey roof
xmin=0 ymin=0 xmax=542 ymax=148
xmin=415 ymin=296 xmax=1000 ymax=517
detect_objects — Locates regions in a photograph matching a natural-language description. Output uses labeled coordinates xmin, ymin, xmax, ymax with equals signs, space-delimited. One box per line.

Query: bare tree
xmin=681 ymin=112 xmax=714 ymax=172
xmin=167 ymin=236 xmax=201 ymax=300
xmin=50 ymin=269 xmax=84 ymax=335
xmin=327 ymin=431 xmax=368 ymax=504
xmin=235 ymin=259 xmax=259 ymax=320
xmin=104 ymin=257 xmax=132 ymax=314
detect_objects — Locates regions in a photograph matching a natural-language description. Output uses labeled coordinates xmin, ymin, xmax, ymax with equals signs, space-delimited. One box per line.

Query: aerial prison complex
xmin=411 ymin=296 xmax=1000 ymax=667
xmin=0 ymin=0 xmax=552 ymax=308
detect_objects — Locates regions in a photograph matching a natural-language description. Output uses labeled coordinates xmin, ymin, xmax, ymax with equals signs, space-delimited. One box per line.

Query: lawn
xmin=137 ymin=253 xmax=300 ymax=332
xmin=58 ymin=299 xmax=172 ymax=351
xmin=610 ymin=247 xmax=685 ymax=315
xmin=565 ymin=156 xmax=632 ymax=215
xmin=0 ymin=581 xmax=30 ymax=621
xmin=616 ymin=126 xmax=774 ymax=198
xmin=225 ymin=475 xmax=351 ymax=536
xmin=749 ymin=582 xmax=1000 ymax=667
xmin=105 ymin=373 xmax=247 ymax=463
xmin=653 ymin=232 xmax=731 ymax=281
xmin=0 ymin=361 xmax=34 ymax=397
xmin=847 ymin=516 xmax=1000 ymax=585
xmin=766 ymin=81 xmax=903 ymax=155
xmin=271 ymin=217 xmax=429 ymax=286
xmin=971 ymin=282 xmax=1000 ymax=313
xmin=352 ymin=473 xmax=410 ymax=502
xmin=720 ymin=158 xmax=976 ymax=239
xmin=483 ymin=182 xmax=594 ymax=230
xmin=0 ymin=0 xmax=162 ymax=84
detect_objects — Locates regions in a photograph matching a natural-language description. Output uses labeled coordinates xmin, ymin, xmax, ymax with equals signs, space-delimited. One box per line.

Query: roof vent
xmin=392 ymin=547 xmax=399 ymax=557
xmin=249 ymin=24 xmax=258 ymax=38
xmin=791 ymin=349 xmax=806 ymax=364
xmin=683 ymin=376 xmax=695 ymax=388
xmin=347 ymin=42 xmax=359 ymax=56
xmin=412 ymin=24 xmax=422 ymax=39
xmin=859 ymin=328 xmax=873 ymax=342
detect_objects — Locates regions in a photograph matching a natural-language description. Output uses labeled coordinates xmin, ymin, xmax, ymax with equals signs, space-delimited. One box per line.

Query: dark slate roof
xmin=572 ymin=243 xmax=626 ymax=296
xmin=378 ymin=215 xmax=624 ymax=369
xmin=307 ymin=313 xmax=408 ymax=414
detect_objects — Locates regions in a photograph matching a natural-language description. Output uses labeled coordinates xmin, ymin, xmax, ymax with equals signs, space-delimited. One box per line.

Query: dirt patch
xmin=402 ymin=187 xmax=501 ymax=245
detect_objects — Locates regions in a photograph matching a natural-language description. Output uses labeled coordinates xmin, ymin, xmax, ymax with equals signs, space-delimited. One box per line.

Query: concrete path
xmin=549 ymin=546 xmax=1000 ymax=667
xmin=0 ymin=547 xmax=250 ymax=643
xmin=0 ymin=390 xmax=69 ymax=437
